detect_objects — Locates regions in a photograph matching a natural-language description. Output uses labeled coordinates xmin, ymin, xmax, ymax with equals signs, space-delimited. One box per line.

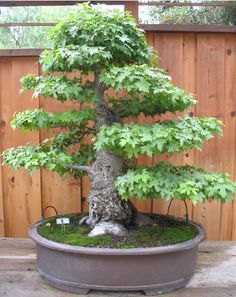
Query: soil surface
xmin=38 ymin=213 xmax=197 ymax=248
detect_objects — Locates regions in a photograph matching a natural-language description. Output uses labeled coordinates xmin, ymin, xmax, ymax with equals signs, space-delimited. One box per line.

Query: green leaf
xmin=96 ymin=116 xmax=223 ymax=158
xmin=102 ymin=65 xmax=197 ymax=116
xmin=11 ymin=107 xmax=95 ymax=131
xmin=21 ymin=74 xmax=97 ymax=103
xmin=44 ymin=3 xmax=152 ymax=70
xmin=115 ymin=162 xmax=236 ymax=203
xmin=2 ymin=143 xmax=95 ymax=178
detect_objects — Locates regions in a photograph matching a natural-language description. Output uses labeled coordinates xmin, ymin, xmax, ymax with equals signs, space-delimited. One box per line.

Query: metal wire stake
xmin=41 ymin=205 xmax=59 ymax=225
xmin=167 ymin=198 xmax=189 ymax=225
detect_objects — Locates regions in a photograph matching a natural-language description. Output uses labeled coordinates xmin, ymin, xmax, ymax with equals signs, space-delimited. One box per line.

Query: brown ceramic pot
xmin=29 ymin=218 xmax=204 ymax=296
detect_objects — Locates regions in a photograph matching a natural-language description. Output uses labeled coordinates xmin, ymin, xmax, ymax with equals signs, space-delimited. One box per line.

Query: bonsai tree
xmin=2 ymin=3 xmax=236 ymax=237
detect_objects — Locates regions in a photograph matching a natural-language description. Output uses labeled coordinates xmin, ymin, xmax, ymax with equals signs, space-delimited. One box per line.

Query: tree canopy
xmin=2 ymin=3 xmax=236 ymax=206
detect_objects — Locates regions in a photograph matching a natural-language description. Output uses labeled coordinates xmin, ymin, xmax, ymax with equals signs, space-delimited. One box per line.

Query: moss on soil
xmin=38 ymin=213 xmax=198 ymax=248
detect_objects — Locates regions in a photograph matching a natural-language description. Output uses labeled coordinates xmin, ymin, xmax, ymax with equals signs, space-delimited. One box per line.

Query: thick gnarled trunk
xmin=83 ymin=69 xmax=135 ymax=236
xmin=86 ymin=150 xmax=135 ymax=236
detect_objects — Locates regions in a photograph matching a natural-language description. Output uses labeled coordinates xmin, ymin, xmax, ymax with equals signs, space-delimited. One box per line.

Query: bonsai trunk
xmin=82 ymin=69 xmax=136 ymax=236
xmin=86 ymin=150 xmax=135 ymax=236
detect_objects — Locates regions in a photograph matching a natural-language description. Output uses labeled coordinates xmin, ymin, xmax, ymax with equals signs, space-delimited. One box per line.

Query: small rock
xmin=134 ymin=213 xmax=155 ymax=227
xmin=88 ymin=221 xmax=128 ymax=237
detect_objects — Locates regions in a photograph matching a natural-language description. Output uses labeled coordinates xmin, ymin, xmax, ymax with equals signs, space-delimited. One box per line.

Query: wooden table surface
xmin=0 ymin=239 xmax=236 ymax=297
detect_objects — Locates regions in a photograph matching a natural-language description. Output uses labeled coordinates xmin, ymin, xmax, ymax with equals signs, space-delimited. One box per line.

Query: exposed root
xmin=133 ymin=212 xmax=155 ymax=227
xmin=79 ymin=215 xmax=90 ymax=226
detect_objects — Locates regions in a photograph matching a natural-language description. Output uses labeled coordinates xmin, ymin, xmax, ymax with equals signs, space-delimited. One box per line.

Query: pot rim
xmin=29 ymin=217 xmax=205 ymax=256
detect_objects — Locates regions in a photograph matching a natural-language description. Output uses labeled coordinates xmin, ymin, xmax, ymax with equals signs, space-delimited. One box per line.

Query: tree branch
xmin=4 ymin=27 xmax=22 ymax=47
xmin=94 ymin=68 xmax=105 ymax=104
xmin=68 ymin=165 xmax=93 ymax=172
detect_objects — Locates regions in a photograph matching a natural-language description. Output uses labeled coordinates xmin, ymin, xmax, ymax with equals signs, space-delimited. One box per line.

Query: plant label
xmin=56 ymin=218 xmax=70 ymax=225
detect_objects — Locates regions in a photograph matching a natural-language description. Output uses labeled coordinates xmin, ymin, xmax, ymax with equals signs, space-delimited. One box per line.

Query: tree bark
xmin=87 ymin=150 xmax=135 ymax=229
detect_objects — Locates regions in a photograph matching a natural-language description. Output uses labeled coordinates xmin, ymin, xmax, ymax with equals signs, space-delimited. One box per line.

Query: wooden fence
xmin=0 ymin=31 xmax=236 ymax=240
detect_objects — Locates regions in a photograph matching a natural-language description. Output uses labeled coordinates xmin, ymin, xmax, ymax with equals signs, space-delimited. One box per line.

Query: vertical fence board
xmin=11 ymin=57 xmax=41 ymax=237
xmin=152 ymin=33 xmax=185 ymax=217
xmin=0 ymin=57 xmax=41 ymax=237
xmin=220 ymin=34 xmax=236 ymax=240
xmin=0 ymin=58 xmax=13 ymax=236
xmin=152 ymin=33 xmax=170 ymax=215
xmin=0 ymin=82 xmax=5 ymax=236
xmin=131 ymin=32 xmax=155 ymax=214
xmin=0 ymin=57 xmax=5 ymax=235
xmin=181 ymin=33 xmax=197 ymax=222
xmin=39 ymin=72 xmax=81 ymax=218
xmin=124 ymin=1 xmax=139 ymax=20
xmin=193 ymin=35 xmax=225 ymax=240
xmin=223 ymin=35 xmax=236 ymax=240
xmin=0 ymin=162 xmax=4 ymax=236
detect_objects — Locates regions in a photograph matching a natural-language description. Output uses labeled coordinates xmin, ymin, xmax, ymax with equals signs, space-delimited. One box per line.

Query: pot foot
xmin=143 ymin=289 xmax=164 ymax=296
xmin=62 ymin=287 xmax=90 ymax=295
xmin=74 ymin=288 xmax=90 ymax=295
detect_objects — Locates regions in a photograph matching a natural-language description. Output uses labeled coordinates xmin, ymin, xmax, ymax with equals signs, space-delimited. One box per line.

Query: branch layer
xmin=116 ymin=162 xmax=236 ymax=204
xmin=95 ymin=116 xmax=223 ymax=158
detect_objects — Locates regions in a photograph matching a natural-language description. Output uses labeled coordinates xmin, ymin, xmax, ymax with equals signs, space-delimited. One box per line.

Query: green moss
xmin=38 ymin=213 xmax=197 ymax=248
xmin=38 ymin=214 xmax=112 ymax=247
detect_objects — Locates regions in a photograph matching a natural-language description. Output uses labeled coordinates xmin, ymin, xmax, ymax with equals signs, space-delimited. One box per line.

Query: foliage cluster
xmin=95 ymin=116 xmax=222 ymax=158
xmin=101 ymin=65 xmax=196 ymax=117
xmin=116 ymin=162 xmax=236 ymax=204
xmin=21 ymin=74 xmax=97 ymax=103
xmin=3 ymin=144 xmax=94 ymax=177
xmin=11 ymin=107 xmax=95 ymax=131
